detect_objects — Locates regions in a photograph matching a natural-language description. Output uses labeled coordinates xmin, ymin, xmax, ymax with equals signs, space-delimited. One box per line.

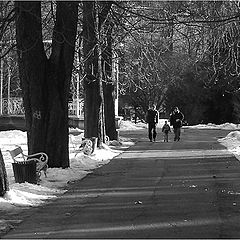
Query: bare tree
xmin=112 ymin=1 xmax=240 ymax=123
xmin=103 ymin=20 xmax=118 ymax=140
xmin=15 ymin=1 xmax=78 ymax=168
xmin=82 ymin=1 xmax=114 ymax=143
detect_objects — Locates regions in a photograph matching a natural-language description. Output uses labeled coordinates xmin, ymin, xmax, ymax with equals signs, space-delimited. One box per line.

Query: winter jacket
xmin=146 ymin=109 xmax=159 ymax=124
xmin=162 ymin=123 xmax=171 ymax=133
xmin=170 ymin=111 xmax=184 ymax=128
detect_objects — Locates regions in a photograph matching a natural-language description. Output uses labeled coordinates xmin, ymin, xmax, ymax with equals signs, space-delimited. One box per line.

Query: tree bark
xmin=83 ymin=1 xmax=113 ymax=142
xmin=96 ymin=3 xmax=106 ymax=145
xmin=0 ymin=149 xmax=9 ymax=197
xmin=83 ymin=1 xmax=101 ymax=139
xmin=103 ymin=21 xmax=118 ymax=140
xmin=15 ymin=2 xmax=78 ymax=168
xmin=46 ymin=2 xmax=78 ymax=167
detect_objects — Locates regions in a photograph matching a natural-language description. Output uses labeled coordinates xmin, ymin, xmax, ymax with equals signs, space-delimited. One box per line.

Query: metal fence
xmin=0 ymin=97 xmax=84 ymax=117
xmin=68 ymin=99 xmax=84 ymax=117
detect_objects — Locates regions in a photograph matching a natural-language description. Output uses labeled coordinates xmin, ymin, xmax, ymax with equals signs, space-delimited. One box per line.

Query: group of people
xmin=146 ymin=104 xmax=184 ymax=142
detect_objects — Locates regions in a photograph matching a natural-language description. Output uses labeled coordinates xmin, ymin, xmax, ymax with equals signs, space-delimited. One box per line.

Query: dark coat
xmin=170 ymin=111 xmax=184 ymax=128
xmin=162 ymin=124 xmax=171 ymax=133
xmin=146 ymin=109 xmax=159 ymax=124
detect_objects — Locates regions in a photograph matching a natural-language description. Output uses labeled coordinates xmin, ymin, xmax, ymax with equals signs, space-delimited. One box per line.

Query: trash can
xmin=12 ymin=160 xmax=37 ymax=184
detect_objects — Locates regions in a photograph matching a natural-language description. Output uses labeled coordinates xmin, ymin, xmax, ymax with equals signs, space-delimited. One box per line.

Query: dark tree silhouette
xmin=82 ymin=1 xmax=114 ymax=143
xmin=0 ymin=149 xmax=9 ymax=197
xmin=15 ymin=2 xmax=78 ymax=168
xmin=103 ymin=21 xmax=118 ymax=140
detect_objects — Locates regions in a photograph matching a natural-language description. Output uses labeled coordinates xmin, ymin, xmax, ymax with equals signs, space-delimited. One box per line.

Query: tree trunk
xmin=96 ymin=3 xmax=106 ymax=145
xmin=46 ymin=2 xmax=78 ymax=167
xmin=83 ymin=1 xmax=113 ymax=142
xmin=0 ymin=149 xmax=9 ymax=197
xmin=83 ymin=1 xmax=101 ymax=140
xmin=15 ymin=2 xmax=78 ymax=168
xmin=103 ymin=22 xmax=118 ymax=140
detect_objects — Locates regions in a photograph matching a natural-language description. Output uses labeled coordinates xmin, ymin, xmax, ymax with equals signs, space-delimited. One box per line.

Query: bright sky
xmin=1 ymin=119 xmax=240 ymax=232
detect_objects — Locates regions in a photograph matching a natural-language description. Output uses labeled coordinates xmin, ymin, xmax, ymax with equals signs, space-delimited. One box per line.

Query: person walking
xmin=146 ymin=104 xmax=159 ymax=142
xmin=169 ymin=107 xmax=184 ymax=141
xmin=162 ymin=120 xmax=171 ymax=142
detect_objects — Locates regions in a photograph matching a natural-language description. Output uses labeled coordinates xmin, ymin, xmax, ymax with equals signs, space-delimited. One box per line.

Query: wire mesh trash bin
xmin=12 ymin=160 xmax=37 ymax=184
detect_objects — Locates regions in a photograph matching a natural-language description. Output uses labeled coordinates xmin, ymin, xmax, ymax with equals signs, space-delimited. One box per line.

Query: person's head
xmin=165 ymin=120 xmax=168 ymax=124
xmin=149 ymin=103 xmax=156 ymax=110
xmin=174 ymin=107 xmax=179 ymax=113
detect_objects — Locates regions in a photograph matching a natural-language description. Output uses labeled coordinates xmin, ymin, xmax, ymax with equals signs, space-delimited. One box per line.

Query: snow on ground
xmin=186 ymin=122 xmax=240 ymax=130
xmin=185 ymin=122 xmax=240 ymax=160
xmin=218 ymin=131 xmax=240 ymax=161
xmin=118 ymin=120 xmax=147 ymax=130
xmin=0 ymin=124 xmax=135 ymax=232
xmin=119 ymin=119 xmax=170 ymax=130
xmin=0 ymin=127 xmax=135 ymax=210
xmin=1 ymin=119 xmax=240 ymax=233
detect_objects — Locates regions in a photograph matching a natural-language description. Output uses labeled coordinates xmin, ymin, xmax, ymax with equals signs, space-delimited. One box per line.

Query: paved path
xmin=3 ymin=128 xmax=240 ymax=239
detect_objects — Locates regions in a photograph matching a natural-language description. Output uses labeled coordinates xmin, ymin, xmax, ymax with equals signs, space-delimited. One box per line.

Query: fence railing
xmin=0 ymin=97 xmax=84 ymax=117
xmin=1 ymin=98 xmax=24 ymax=115
xmin=68 ymin=99 xmax=84 ymax=117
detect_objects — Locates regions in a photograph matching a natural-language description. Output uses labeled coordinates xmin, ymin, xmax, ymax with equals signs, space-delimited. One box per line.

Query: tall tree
xmin=103 ymin=20 xmax=118 ymax=140
xmin=82 ymin=1 xmax=99 ymax=140
xmin=114 ymin=1 xmax=240 ymax=123
xmin=82 ymin=1 xmax=114 ymax=143
xmin=15 ymin=1 xmax=78 ymax=168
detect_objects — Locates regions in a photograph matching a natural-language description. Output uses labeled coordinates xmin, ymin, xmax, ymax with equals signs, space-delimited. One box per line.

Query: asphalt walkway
xmin=3 ymin=127 xmax=240 ymax=239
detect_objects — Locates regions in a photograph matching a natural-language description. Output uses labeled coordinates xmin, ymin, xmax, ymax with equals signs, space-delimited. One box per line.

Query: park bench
xmin=8 ymin=146 xmax=48 ymax=183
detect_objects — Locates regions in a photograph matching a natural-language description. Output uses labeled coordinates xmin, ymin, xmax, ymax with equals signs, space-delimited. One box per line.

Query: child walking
xmin=162 ymin=120 xmax=171 ymax=142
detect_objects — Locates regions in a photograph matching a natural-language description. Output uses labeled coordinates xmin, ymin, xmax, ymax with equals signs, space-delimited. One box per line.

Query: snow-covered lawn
xmin=0 ymin=124 xmax=134 ymax=233
xmin=185 ymin=122 xmax=240 ymax=161
xmin=186 ymin=122 xmax=240 ymax=131
xmin=0 ymin=127 xmax=134 ymax=210
xmin=1 ymin=119 xmax=240 ymax=233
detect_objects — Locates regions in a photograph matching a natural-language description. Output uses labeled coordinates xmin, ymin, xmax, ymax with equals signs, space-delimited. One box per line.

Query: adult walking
xmin=170 ymin=107 xmax=184 ymax=141
xmin=146 ymin=104 xmax=159 ymax=142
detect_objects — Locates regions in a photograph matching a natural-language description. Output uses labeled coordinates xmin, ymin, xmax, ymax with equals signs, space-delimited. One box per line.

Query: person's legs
xmin=153 ymin=124 xmax=157 ymax=141
xmin=166 ymin=133 xmax=169 ymax=142
xmin=178 ymin=128 xmax=181 ymax=140
xmin=164 ymin=132 xmax=167 ymax=142
xmin=176 ymin=128 xmax=181 ymax=141
xmin=148 ymin=124 xmax=153 ymax=141
xmin=173 ymin=128 xmax=177 ymax=141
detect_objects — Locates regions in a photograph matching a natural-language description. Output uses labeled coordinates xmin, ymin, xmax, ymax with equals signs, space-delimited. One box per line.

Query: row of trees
xmin=0 ymin=1 xmax=240 ymax=171
xmin=118 ymin=1 xmax=240 ymax=124
xmin=0 ymin=1 xmax=119 ymax=169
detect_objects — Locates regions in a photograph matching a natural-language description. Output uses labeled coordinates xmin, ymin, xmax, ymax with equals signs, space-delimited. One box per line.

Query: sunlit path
xmin=3 ymin=128 xmax=240 ymax=239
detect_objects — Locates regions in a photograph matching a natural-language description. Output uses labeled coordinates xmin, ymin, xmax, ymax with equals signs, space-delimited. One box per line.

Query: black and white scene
xmin=1 ymin=1 xmax=240 ymax=239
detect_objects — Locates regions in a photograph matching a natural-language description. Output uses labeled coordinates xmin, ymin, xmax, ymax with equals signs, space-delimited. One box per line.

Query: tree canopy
xmin=115 ymin=1 xmax=240 ymax=124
